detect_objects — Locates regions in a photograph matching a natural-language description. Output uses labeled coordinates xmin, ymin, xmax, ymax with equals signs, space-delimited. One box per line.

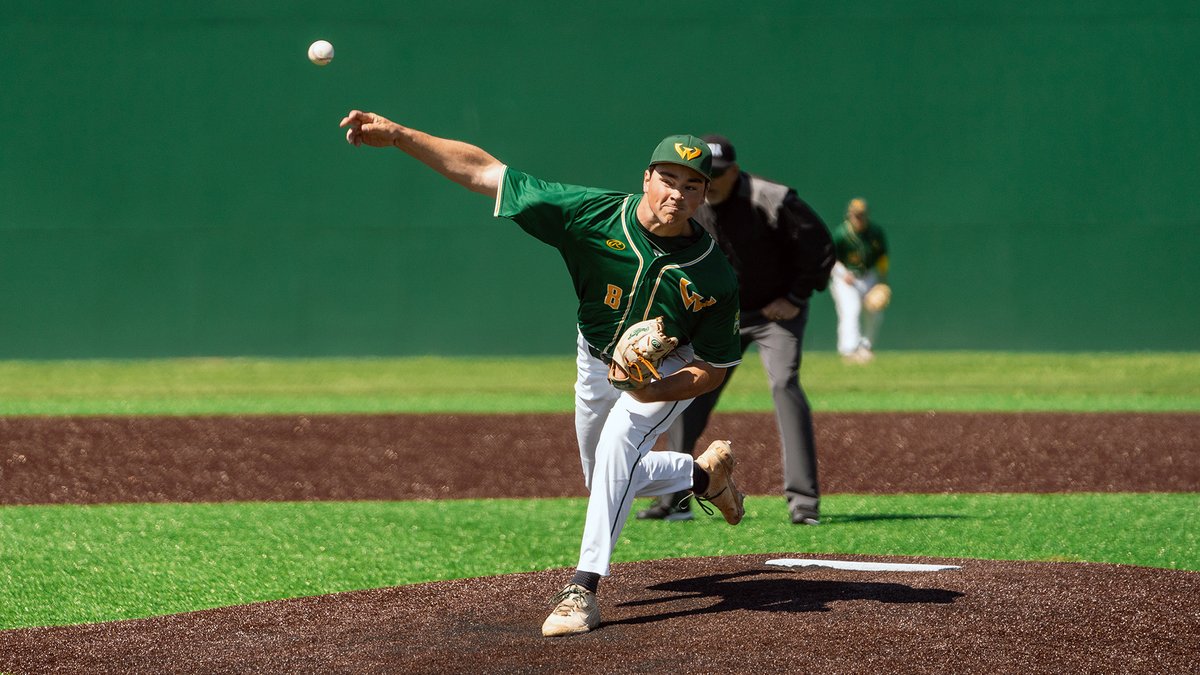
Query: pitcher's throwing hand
xmin=340 ymin=110 xmax=400 ymax=147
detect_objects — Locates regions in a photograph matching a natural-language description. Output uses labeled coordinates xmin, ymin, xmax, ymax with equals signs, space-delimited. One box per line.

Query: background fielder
xmin=831 ymin=197 xmax=890 ymax=363
xmin=339 ymin=111 xmax=745 ymax=637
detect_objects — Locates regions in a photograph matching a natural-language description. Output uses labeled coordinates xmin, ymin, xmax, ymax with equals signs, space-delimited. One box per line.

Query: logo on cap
xmin=674 ymin=143 xmax=702 ymax=161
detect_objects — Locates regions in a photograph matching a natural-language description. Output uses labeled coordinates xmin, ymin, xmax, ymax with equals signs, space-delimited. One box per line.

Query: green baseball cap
xmin=648 ymin=134 xmax=713 ymax=180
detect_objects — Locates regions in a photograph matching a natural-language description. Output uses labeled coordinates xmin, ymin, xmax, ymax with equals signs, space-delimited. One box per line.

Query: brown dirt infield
xmin=2 ymin=412 xmax=1198 ymax=673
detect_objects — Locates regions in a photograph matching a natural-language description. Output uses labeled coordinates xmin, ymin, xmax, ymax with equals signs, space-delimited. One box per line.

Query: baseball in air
xmin=308 ymin=40 xmax=334 ymax=66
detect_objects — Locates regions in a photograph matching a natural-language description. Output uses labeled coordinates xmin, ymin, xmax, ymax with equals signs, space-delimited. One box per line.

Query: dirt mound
xmin=3 ymin=413 xmax=1196 ymax=504
xmin=2 ymin=554 xmax=1196 ymax=674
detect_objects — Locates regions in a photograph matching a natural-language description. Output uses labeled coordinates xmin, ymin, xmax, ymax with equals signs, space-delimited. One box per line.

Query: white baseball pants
xmin=573 ymin=331 xmax=696 ymax=576
xmin=830 ymin=263 xmax=885 ymax=354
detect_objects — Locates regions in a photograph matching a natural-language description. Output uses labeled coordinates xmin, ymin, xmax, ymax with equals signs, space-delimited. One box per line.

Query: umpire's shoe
xmin=542 ymin=584 xmax=600 ymax=637
xmin=694 ymin=440 xmax=745 ymax=525
xmin=636 ymin=491 xmax=694 ymax=521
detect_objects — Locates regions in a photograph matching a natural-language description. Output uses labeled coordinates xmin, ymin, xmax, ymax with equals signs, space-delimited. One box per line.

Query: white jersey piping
xmin=492 ymin=165 xmax=509 ymax=217
xmin=641 ymin=238 xmax=718 ymax=321
xmin=602 ymin=195 xmax=646 ymax=355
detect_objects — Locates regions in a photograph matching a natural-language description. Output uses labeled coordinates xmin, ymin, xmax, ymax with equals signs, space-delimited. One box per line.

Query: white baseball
xmin=308 ymin=40 xmax=334 ymax=66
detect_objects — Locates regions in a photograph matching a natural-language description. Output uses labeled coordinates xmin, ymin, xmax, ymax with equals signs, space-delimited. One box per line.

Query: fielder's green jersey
xmin=495 ymin=167 xmax=741 ymax=367
xmin=832 ymin=220 xmax=888 ymax=275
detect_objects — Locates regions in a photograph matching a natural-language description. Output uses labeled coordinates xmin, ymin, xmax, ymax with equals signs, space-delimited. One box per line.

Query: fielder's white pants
xmin=830 ymin=263 xmax=885 ymax=355
xmin=573 ymin=331 xmax=696 ymax=576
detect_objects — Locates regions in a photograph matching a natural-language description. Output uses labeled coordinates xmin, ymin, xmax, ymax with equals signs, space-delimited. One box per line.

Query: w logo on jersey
xmin=680 ymin=278 xmax=716 ymax=312
xmin=674 ymin=143 xmax=702 ymax=161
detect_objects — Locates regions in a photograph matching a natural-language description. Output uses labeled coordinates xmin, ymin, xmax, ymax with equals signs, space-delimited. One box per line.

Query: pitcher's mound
xmin=2 ymin=553 xmax=1197 ymax=674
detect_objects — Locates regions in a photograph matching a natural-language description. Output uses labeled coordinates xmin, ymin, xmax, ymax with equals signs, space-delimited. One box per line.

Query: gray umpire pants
xmin=667 ymin=302 xmax=820 ymax=518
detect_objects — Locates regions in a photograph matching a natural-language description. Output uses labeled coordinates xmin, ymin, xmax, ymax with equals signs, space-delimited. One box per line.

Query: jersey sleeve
xmin=494 ymin=167 xmax=586 ymax=248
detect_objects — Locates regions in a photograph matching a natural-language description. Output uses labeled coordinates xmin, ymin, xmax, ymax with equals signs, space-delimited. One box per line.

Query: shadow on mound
xmin=1 ymin=554 xmax=1196 ymax=674
xmin=612 ymin=570 xmax=963 ymax=627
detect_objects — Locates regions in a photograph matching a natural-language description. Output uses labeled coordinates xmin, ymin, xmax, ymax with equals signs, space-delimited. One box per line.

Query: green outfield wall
xmin=2 ymin=2 xmax=1197 ymax=357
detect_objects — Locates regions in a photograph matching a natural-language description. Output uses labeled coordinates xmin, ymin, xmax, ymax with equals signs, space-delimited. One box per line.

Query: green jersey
xmin=832 ymin=219 xmax=888 ymax=275
xmin=495 ymin=167 xmax=741 ymax=367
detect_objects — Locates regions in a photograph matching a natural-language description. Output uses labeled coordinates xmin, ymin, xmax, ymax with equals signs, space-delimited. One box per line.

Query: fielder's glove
xmin=864 ymin=283 xmax=892 ymax=312
xmin=607 ymin=317 xmax=679 ymax=391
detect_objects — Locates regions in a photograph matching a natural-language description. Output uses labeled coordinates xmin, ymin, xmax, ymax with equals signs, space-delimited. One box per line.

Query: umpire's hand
xmin=762 ymin=298 xmax=801 ymax=321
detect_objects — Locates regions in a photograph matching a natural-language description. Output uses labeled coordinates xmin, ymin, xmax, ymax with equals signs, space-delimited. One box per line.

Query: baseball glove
xmin=864 ymin=283 xmax=892 ymax=312
xmin=607 ymin=317 xmax=679 ymax=391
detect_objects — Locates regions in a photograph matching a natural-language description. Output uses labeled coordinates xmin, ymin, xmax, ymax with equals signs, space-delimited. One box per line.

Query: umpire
xmin=638 ymin=134 xmax=835 ymax=525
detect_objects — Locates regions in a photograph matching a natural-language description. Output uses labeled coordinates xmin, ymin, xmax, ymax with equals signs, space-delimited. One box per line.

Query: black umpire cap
xmin=702 ymin=134 xmax=736 ymax=176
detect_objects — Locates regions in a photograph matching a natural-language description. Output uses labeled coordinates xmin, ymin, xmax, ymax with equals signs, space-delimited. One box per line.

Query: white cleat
xmin=541 ymin=584 xmax=600 ymax=637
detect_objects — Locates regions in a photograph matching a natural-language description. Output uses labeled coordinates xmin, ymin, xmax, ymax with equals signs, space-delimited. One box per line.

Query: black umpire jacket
xmin=694 ymin=172 xmax=836 ymax=327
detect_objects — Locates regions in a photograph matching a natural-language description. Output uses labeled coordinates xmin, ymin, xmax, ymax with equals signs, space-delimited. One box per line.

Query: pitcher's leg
xmin=643 ymin=354 xmax=743 ymax=520
xmin=576 ymin=395 xmax=694 ymax=576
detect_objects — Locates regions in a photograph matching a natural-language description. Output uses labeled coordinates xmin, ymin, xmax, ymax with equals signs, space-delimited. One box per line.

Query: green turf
xmin=2 ymin=352 xmax=1196 ymax=632
xmin=1 ymin=351 xmax=1198 ymax=415
xmin=1 ymin=493 xmax=1196 ymax=630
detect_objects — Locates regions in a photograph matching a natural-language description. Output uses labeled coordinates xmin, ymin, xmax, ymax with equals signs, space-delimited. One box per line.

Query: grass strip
xmin=1 ymin=352 xmax=1198 ymax=414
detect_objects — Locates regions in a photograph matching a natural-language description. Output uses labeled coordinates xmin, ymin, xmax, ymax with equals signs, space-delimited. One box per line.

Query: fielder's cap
xmin=648 ymin=134 xmax=713 ymax=180
xmin=702 ymin=134 xmax=737 ymax=176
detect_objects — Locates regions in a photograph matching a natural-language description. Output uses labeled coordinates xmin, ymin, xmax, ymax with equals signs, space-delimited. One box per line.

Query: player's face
xmin=642 ymin=165 xmax=709 ymax=226
xmin=705 ymin=163 xmax=739 ymax=206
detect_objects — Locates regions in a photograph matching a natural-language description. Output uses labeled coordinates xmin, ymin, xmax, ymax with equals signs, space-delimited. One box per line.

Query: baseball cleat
xmin=541 ymin=584 xmax=600 ymax=637
xmin=791 ymin=512 xmax=821 ymax=526
xmin=694 ymin=440 xmax=745 ymax=525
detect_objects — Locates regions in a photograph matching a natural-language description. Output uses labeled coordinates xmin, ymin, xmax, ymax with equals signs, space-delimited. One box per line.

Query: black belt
xmin=588 ymin=345 xmax=612 ymax=364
